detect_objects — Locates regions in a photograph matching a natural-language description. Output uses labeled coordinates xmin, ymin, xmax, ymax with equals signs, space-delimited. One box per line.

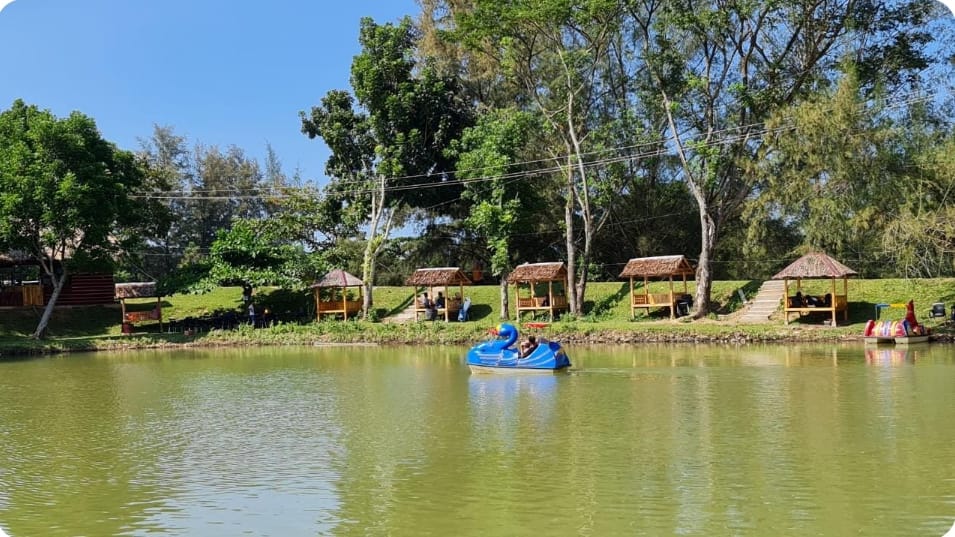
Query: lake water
xmin=1 ymin=343 xmax=954 ymax=536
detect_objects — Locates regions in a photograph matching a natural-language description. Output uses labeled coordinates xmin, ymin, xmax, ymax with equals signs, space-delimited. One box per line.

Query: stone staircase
xmin=738 ymin=280 xmax=786 ymax=323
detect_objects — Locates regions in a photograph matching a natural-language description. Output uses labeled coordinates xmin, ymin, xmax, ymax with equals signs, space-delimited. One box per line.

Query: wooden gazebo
xmin=772 ymin=252 xmax=857 ymax=326
xmin=619 ymin=255 xmax=695 ymax=319
xmin=405 ymin=267 xmax=471 ymax=321
xmin=311 ymin=269 xmax=364 ymax=321
xmin=115 ymin=282 xmax=163 ymax=332
xmin=506 ymin=262 xmax=570 ymax=321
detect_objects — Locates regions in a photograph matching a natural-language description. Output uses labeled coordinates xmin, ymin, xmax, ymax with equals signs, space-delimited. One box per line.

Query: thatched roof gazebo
xmin=311 ymin=269 xmax=364 ymax=321
xmin=406 ymin=267 xmax=472 ymax=321
xmin=115 ymin=282 xmax=163 ymax=332
xmin=506 ymin=262 xmax=570 ymax=321
xmin=772 ymin=252 xmax=857 ymax=326
xmin=619 ymin=255 xmax=695 ymax=319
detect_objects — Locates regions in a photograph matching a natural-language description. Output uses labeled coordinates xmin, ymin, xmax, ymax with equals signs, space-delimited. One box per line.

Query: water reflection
xmin=864 ymin=347 xmax=915 ymax=366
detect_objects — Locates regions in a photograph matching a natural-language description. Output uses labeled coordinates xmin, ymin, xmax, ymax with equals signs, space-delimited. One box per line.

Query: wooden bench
xmin=415 ymin=299 xmax=462 ymax=321
xmin=631 ymin=292 xmax=681 ymax=318
xmin=317 ymin=299 xmax=362 ymax=320
xmin=515 ymin=295 xmax=568 ymax=321
xmin=783 ymin=294 xmax=848 ymax=325
xmin=124 ymin=306 xmax=162 ymax=323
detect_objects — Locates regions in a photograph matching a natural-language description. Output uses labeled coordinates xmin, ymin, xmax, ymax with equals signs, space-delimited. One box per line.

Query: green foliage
xmin=180 ymin=219 xmax=325 ymax=294
xmin=0 ymin=100 xmax=171 ymax=337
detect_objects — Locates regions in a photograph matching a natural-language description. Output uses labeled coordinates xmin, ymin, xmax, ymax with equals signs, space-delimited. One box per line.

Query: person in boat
xmin=519 ymin=335 xmax=538 ymax=358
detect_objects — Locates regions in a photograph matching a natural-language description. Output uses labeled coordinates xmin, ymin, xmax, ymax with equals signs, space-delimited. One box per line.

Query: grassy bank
xmin=2 ymin=279 xmax=954 ymax=356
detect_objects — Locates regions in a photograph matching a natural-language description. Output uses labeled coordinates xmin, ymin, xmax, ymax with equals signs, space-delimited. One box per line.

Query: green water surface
xmin=1 ymin=344 xmax=953 ymax=536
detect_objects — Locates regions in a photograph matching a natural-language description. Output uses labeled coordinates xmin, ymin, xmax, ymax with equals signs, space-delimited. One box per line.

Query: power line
xmin=130 ymin=91 xmax=937 ymax=201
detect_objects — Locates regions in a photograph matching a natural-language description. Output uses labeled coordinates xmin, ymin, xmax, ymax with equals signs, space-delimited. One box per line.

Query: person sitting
xmin=519 ymin=335 xmax=538 ymax=358
xmin=435 ymin=292 xmax=446 ymax=309
xmin=806 ymin=294 xmax=821 ymax=307
xmin=420 ymin=293 xmax=436 ymax=321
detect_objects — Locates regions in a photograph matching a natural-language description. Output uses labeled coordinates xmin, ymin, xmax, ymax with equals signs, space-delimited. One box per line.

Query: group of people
xmin=419 ymin=292 xmax=446 ymax=321
xmin=791 ymin=292 xmax=833 ymax=308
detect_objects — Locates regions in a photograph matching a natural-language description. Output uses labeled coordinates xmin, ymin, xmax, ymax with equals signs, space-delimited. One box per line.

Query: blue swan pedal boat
xmin=466 ymin=323 xmax=570 ymax=374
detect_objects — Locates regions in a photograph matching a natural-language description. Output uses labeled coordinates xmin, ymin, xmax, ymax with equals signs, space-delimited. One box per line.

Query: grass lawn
xmin=2 ymin=278 xmax=953 ymax=354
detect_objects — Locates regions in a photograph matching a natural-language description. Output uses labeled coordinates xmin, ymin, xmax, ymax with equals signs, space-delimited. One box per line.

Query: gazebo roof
xmin=506 ymin=262 xmax=568 ymax=283
xmin=405 ymin=267 xmax=472 ymax=286
xmin=311 ymin=269 xmax=364 ymax=288
xmin=772 ymin=252 xmax=858 ymax=280
xmin=115 ymin=282 xmax=160 ymax=299
xmin=619 ymin=255 xmax=695 ymax=278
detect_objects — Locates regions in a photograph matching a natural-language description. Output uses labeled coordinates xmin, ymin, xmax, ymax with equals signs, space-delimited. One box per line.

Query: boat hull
xmin=864 ymin=336 xmax=894 ymax=345
xmin=466 ymin=340 xmax=570 ymax=373
xmin=894 ymin=335 xmax=930 ymax=345
xmin=468 ymin=364 xmax=568 ymax=374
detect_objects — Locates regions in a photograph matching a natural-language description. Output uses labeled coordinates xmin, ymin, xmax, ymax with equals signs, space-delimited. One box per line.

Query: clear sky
xmin=0 ymin=0 xmax=419 ymax=186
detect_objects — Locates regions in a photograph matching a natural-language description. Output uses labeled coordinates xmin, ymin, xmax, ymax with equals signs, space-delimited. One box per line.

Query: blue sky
xmin=0 ymin=0 xmax=419 ymax=185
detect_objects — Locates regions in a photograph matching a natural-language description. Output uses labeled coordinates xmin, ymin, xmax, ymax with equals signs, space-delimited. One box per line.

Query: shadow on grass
xmin=584 ymin=282 xmax=631 ymax=318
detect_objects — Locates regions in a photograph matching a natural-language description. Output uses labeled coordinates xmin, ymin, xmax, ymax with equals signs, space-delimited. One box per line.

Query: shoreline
xmin=3 ymin=324 xmax=952 ymax=358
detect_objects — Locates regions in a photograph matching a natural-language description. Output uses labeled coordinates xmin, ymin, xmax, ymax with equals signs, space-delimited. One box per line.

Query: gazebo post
xmin=831 ymin=277 xmax=837 ymax=326
xmin=629 ymin=276 xmax=635 ymax=319
xmin=548 ymin=280 xmax=554 ymax=321
xmin=341 ymin=286 xmax=348 ymax=321
xmin=784 ymin=278 xmax=791 ymax=325
xmin=668 ymin=276 xmax=675 ymax=319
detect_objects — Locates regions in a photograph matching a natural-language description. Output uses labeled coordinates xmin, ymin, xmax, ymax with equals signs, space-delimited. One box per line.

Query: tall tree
xmin=301 ymin=16 xmax=472 ymax=319
xmin=634 ymin=0 xmax=935 ymax=315
xmin=449 ymin=109 xmax=549 ymax=318
xmin=137 ymin=124 xmax=192 ymax=278
xmin=452 ymin=0 xmax=630 ymax=315
xmin=0 ymin=100 xmax=163 ymax=338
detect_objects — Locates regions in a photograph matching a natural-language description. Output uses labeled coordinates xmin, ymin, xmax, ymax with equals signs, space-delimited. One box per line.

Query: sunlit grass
xmin=2 ymin=279 xmax=953 ymax=356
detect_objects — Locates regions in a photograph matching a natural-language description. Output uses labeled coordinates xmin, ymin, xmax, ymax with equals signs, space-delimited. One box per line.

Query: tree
xmin=195 ymin=218 xmax=324 ymax=293
xmin=634 ymin=0 xmax=937 ymax=315
xmin=451 ymin=0 xmax=631 ymax=315
xmin=0 ymin=100 xmax=161 ymax=338
xmin=449 ymin=109 xmax=548 ymax=318
xmin=302 ymin=17 xmax=472 ymax=319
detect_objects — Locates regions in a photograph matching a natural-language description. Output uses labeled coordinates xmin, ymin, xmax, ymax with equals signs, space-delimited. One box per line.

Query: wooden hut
xmin=772 ymin=252 xmax=857 ymax=326
xmin=115 ymin=282 xmax=163 ymax=332
xmin=506 ymin=262 xmax=570 ymax=321
xmin=2 ymin=252 xmax=114 ymax=307
xmin=406 ymin=267 xmax=471 ymax=321
xmin=619 ymin=255 xmax=695 ymax=319
xmin=311 ymin=269 xmax=364 ymax=320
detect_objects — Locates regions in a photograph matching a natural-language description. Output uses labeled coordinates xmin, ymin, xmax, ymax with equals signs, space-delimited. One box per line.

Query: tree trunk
xmin=564 ymin=157 xmax=579 ymax=316
xmin=32 ymin=270 xmax=67 ymax=340
xmin=499 ymin=278 xmax=509 ymax=320
xmin=693 ymin=210 xmax=718 ymax=318
xmin=361 ymin=175 xmax=393 ymax=320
